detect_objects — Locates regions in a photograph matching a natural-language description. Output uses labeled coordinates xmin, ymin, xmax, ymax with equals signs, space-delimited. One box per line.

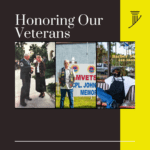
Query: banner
xmin=70 ymin=64 xmax=96 ymax=96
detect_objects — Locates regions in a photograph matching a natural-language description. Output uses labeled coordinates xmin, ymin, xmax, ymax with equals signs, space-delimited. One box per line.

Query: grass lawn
xmin=56 ymin=88 xmax=96 ymax=108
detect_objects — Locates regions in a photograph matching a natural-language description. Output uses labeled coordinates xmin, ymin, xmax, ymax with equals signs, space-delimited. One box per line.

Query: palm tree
xmin=15 ymin=42 xmax=27 ymax=60
xmin=97 ymin=43 xmax=107 ymax=63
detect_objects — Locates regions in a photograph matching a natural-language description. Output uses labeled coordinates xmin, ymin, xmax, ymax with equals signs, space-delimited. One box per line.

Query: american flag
xmin=123 ymin=42 xmax=129 ymax=49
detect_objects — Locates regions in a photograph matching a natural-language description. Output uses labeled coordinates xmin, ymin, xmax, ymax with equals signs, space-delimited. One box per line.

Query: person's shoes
xmin=41 ymin=93 xmax=45 ymax=98
xmin=26 ymin=97 xmax=32 ymax=101
xmin=20 ymin=102 xmax=27 ymax=106
xmin=39 ymin=93 xmax=42 ymax=97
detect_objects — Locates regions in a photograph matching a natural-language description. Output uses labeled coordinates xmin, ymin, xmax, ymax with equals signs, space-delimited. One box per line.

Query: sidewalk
xmin=15 ymin=69 xmax=55 ymax=108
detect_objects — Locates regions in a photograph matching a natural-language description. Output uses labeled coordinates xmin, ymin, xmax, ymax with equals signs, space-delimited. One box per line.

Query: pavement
xmin=15 ymin=68 xmax=55 ymax=108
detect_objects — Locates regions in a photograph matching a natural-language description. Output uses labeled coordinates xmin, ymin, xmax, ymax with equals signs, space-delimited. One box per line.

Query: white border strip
xmin=15 ymin=141 xmax=135 ymax=142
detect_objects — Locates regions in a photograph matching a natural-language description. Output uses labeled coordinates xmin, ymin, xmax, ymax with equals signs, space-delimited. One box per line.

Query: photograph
xmin=96 ymin=42 xmax=135 ymax=109
xmin=56 ymin=42 xmax=96 ymax=108
xmin=15 ymin=42 xmax=55 ymax=108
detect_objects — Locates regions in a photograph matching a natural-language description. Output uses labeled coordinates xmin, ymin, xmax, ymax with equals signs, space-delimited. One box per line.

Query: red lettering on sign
xmin=86 ymin=75 xmax=89 ymax=80
xmin=76 ymin=75 xmax=81 ymax=80
xmin=90 ymin=75 xmax=93 ymax=80
xmin=81 ymin=75 xmax=86 ymax=80
xmin=75 ymin=75 xmax=96 ymax=80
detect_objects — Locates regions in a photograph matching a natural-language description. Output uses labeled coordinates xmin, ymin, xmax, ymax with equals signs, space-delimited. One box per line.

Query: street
xmin=15 ymin=69 xmax=55 ymax=108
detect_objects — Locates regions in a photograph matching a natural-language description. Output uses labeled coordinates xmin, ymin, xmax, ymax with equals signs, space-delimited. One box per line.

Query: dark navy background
xmin=1 ymin=0 xmax=120 ymax=150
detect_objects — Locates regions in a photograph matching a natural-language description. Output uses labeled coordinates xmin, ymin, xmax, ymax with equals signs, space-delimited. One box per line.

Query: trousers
xmin=60 ymin=89 xmax=74 ymax=108
xmin=20 ymin=78 xmax=31 ymax=104
xmin=97 ymin=87 xmax=114 ymax=108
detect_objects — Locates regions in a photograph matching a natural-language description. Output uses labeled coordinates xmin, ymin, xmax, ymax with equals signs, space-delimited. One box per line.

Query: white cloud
xmin=98 ymin=42 xmax=135 ymax=55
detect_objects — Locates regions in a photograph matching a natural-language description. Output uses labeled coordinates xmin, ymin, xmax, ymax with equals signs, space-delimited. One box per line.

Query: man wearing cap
xmin=20 ymin=54 xmax=34 ymax=106
xmin=97 ymin=67 xmax=135 ymax=109
xmin=59 ymin=60 xmax=76 ymax=108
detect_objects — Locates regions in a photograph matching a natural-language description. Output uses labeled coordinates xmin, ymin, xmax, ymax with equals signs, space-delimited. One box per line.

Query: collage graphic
xmin=15 ymin=42 xmax=135 ymax=109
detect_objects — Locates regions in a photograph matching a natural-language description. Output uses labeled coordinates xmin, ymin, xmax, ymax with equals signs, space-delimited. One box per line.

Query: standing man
xmin=20 ymin=54 xmax=34 ymax=106
xmin=59 ymin=60 xmax=76 ymax=108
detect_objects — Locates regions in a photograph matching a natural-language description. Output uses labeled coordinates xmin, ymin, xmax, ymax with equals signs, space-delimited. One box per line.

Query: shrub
xmin=45 ymin=60 xmax=55 ymax=78
xmin=47 ymin=83 xmax=56 ymax=94
xmin=45 ymin=69 xmax=55 ymax=78
xmin=32 ymin=75 xmax=36 ymax=79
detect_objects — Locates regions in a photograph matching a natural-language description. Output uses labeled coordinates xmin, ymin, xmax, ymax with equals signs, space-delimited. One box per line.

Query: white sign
xmin=70 ymin=64 xmax=96 ymax=97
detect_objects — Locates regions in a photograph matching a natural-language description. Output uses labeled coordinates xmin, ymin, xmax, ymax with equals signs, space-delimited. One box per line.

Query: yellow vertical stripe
xmin=120 ymin=0 xmax=150 ymax=150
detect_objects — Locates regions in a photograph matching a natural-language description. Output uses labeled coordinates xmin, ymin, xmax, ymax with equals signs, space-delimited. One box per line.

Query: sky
xmin=98 ymin=42 xmax=135 ymax=55
xmin=23 ymin=42 xmax=135 ymax=55
xmin=24 ymin=42 xmax=44 ymax=54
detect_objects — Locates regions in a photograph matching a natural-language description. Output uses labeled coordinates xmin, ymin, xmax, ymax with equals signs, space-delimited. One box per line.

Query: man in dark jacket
xmin=20 ymin=54 xmax=34 ymax=106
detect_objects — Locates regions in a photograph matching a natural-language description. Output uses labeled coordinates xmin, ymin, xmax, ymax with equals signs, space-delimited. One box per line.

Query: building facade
xmin=47 ymin=42 xmax=55 ymax=61
xmin=56 ymin=42 xmax=96 ymax=82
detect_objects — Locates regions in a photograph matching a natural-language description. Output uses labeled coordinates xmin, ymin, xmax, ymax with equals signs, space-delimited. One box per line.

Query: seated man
xmin=97 ymin=67 xmax=135 ymax=109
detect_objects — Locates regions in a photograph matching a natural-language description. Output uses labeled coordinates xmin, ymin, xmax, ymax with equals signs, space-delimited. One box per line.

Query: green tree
xmin=97 ymin=43 xmax=107 ymax=63
xmin=45 ymin=58 xmax=55 ymax=78
xmin=31 ymin=42 xmax=55 ymax=79
xmin=29 ymin=43 xmax=48 ymax=62
xmin=15 ymin=42 xmax=26 ymax=60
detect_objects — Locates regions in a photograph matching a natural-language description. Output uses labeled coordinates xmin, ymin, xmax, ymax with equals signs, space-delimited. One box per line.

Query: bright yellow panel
xmin=120 ymin=0 xmax=150 ymax=150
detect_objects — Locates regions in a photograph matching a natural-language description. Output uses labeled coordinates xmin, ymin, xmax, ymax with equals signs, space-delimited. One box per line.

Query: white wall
xmin=56 ymin=43 xmax=96 ymax=82
xmin=47 ymin=42 xmax=55 ymax=61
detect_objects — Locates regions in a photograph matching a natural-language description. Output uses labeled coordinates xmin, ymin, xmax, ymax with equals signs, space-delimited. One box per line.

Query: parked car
xmin=97 ymin=63 xmax=108 ymax=74
xmin=126 ymin=67 xmax=135 ymax=72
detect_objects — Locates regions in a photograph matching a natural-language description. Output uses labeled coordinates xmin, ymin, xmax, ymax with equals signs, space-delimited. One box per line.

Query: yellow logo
xmin=129 ymin=11 xmax=142 ymax=28
xmin=71 ymin=65 xmax=79 ymax=73
xmin=87 ymin=65 xmax=95 ymax=73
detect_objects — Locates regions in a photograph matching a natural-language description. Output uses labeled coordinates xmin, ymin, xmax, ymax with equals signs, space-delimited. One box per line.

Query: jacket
xmin=35 ymin=61 xmax=46 ymax=77
xmin=20 ymin=58 xmax=31 ymax=79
